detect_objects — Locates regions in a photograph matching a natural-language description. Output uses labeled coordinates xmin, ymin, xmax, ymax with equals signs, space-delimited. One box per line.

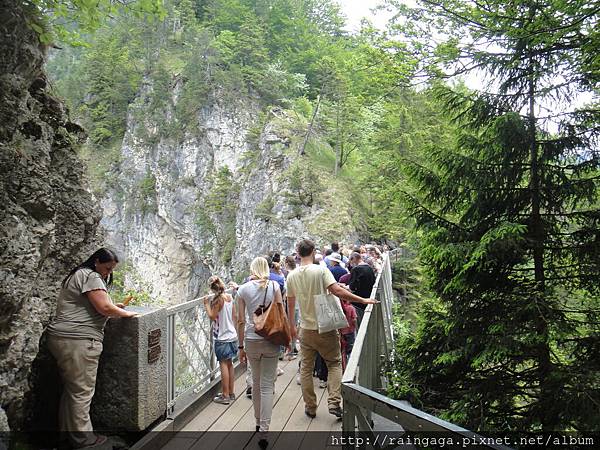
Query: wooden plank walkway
xmin=161 ymin=355 xmax=343 ymax=450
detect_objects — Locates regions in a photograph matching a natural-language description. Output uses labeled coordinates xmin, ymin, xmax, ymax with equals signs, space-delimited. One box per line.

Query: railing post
xmin=166 ymin=313 xmax=176 ymax=416
xmin=370 ymin=302 xmax=376 ymax=391
xmin=342 ymin=393 xmax=355 ymax=430
xmin=342 ymin=398 xmax=357 ymax=450
xmin=385 ymin=254 xmax=394 ymax=343
xmin=375 ymin=300 xmax=384 ymax=391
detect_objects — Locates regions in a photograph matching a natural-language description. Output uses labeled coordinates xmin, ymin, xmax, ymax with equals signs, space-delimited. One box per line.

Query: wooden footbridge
xmin=133 ymin=251 xmax=509 ymax=450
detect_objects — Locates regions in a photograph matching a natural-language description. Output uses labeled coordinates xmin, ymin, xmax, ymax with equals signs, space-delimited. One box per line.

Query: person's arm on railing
xmin=328 ymin=283 xmax=379 ymax=305
xmin=87 ymin=290 xmax=139 ymax=318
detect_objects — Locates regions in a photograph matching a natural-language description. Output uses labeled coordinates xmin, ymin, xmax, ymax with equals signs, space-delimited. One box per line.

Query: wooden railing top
xmin=342 ymin=251 xmax=392 ymax=384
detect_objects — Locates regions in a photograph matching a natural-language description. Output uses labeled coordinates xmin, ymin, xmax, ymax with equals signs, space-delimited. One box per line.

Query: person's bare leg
xmin=227 ymin=360 xmax=235 ymax=397
xmin=219 ymin=360 xmax=230 ymax=397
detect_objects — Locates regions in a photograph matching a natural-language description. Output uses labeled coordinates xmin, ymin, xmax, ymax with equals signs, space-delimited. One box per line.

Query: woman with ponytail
xmin=236 ymin=257 xmax=283 ymax=449
xmin=46 ymin=248 xmax=138 ymax=448
xmin=204 ymin=276 xmax=237 ymax=404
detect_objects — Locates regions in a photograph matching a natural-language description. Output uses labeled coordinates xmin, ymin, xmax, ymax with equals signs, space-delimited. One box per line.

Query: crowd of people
xmin=205 ymin=239 xmax=386 ymax=448
xmin=45 ymin=240 xmax=388 ymax=449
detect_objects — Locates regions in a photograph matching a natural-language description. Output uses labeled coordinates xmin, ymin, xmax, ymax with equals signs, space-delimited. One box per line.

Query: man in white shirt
xmin=286 ymin=239 xmax=378 ymax=419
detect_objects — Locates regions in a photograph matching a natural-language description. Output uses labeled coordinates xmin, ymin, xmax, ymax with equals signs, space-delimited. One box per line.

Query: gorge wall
xmin=103 ymin=79 xmax=366 ymax=304
xmin=0 ymin=2 xmax=367 ymax=431
xmin=0 ymin=1 xmax=102 ymax=429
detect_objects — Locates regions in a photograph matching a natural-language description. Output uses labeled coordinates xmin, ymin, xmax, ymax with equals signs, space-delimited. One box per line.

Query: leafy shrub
xmin=138 ymin=171 xmax=158 ymax=214
xmin=255 ymin=196 xmax=275 ymax=222
xmin=195 ymin=166 xmax=239 ymax=265
xmin=282 ymin=158 xmax=325 ymax=218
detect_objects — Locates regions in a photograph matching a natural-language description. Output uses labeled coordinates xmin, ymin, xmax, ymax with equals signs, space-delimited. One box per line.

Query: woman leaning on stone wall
xmin=45 ymin=248 xmax=137 ymax=448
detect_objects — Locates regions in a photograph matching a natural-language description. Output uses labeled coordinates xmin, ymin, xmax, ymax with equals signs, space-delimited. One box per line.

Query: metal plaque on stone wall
xmin=148 ymin=328 xmax=161 ymax=363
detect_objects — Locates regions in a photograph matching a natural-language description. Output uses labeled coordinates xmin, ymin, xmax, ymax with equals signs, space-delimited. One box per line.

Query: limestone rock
xmin=0 ymin=407 xmax=9 ymax=432
xmin=103 ymin=87 xmax=364 ymax=303
xmin=0 ymin=1 xmax=101 ymax=429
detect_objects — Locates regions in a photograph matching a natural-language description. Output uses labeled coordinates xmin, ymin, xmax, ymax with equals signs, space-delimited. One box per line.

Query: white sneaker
xmin=277 ymin=367 xmax=284 ymax=376
xmin=319 ymin=380 xmax=327 ymax=389
xmin=213 ymin=394 xmax=231 ymax=405
xmin=296 ymin=373 xmax=301 ymax=385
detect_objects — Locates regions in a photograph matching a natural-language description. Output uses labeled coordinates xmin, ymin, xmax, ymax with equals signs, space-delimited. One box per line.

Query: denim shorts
xmin=215 ymin=340 xmax=237 ymax=361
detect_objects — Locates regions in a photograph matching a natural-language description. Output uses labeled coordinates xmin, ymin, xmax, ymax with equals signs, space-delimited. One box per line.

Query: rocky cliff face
xmin=103 ymin=79 xmax=364 ymax=303
xmin=0 ymin=1 xmax=102 ymax=429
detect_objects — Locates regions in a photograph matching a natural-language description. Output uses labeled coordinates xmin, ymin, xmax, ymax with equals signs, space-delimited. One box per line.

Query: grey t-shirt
xmin=46 ymin=268 xmax=110 ymax=341
xmin=237 ymin=280 xmax=279 ymax=341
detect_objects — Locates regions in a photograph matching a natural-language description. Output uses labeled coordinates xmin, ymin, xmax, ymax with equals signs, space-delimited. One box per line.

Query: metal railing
xmin=165 ymin=289 xmax=237 ymax=413
xmin=341 ymin=250 xmax=510 ymax=449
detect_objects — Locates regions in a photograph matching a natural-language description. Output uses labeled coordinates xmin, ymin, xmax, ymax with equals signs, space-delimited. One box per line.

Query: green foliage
xmin=25 ymin=0 xmax=164 ymax=45
xmin=137 ymin=171 xmax=158 ymax=214
xmin=364 ymin=89 xmax=453 ymax=242
xmin=45 ymin=0 xmax=399 ymax=151
xmin=255 ymin=196 xmax=275 ymax=222
xmin=110 ymin=262 xmax=164 ymax=306
xmin=245 ymin=110 xmax=269 ymax=150
xmin=390 ymin=247 xmax=426 ymax=308
xmin=292 ymin=97 xmax=313 ymax=119
xmin=387 ymin=246 xmax=437 ymax=403
xmin=84 ymin=35 xmax=143 ymax=145
xmin=282 ymin=157 xmax=325 ymax=218
xmin=78 ymin=142 xmax=123 ymax=194
xmin=255 ymin=63 xmax=308 ymax=107
xmin=383 ymin=0 xmax=600 ymax=430
xmin=146 ymin=63 xmax=173 ymax=123
xmin=391 ymin=101 xmax=600 ymax=430
xmin=195 ymin=166 xmax=239 ymax=265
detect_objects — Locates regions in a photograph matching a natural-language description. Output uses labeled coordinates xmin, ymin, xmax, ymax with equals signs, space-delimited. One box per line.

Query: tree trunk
xmin=300 ymin=93 xmax=321 ymax=156
xmin=334 ymin=102 xmax=340 ymax=175
xmin=527 ymin=55 xmax=554 ymax=432
xmin=529 ymin=81 xmax=544 ymax=288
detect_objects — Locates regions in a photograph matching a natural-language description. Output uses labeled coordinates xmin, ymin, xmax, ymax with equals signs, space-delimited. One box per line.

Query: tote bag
xmin=253 ymin=281 xmax=291 ymax=346
xmin=314 ymin=277 xmax=348 ymax=333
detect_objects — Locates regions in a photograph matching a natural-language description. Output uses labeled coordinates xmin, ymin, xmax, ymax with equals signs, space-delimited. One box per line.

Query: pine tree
xmin=83 ymin=32 xmax=142 ymax=145
xmin=390 ymin=0 xmax=600 ymax=432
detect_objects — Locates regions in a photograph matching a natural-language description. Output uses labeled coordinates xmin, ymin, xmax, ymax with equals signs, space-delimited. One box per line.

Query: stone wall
xmin=0 ymin=1 xmax=102 ymax=429
xmin=91 ymin=307 xmax=167 ymax=432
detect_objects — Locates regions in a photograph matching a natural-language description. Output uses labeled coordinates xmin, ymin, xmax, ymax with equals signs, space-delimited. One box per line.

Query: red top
xmin=340 ymin=300 xmax=357 ymax=334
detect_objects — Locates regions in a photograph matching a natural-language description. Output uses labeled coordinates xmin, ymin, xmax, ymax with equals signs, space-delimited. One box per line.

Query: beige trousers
xmin=47 ymin=334 xmax=102 ymax=448
xmin=246 ymin=339 xmax=280 ymax=434
xmin=299 ymin=328 xmax=342 ymax=412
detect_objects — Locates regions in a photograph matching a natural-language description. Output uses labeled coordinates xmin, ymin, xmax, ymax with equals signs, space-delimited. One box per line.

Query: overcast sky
xmin=337 ymin=0 xmax=392 ymax=32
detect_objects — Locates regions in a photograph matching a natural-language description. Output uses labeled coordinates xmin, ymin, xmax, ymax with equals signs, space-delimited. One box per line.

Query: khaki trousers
xmin=246 ymin=339 xmax=280 ymax=434
xmin=47 ymin=334 xmax=102 ymax=448
xmin=299 ymin=328 xmax=342 ymax=412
